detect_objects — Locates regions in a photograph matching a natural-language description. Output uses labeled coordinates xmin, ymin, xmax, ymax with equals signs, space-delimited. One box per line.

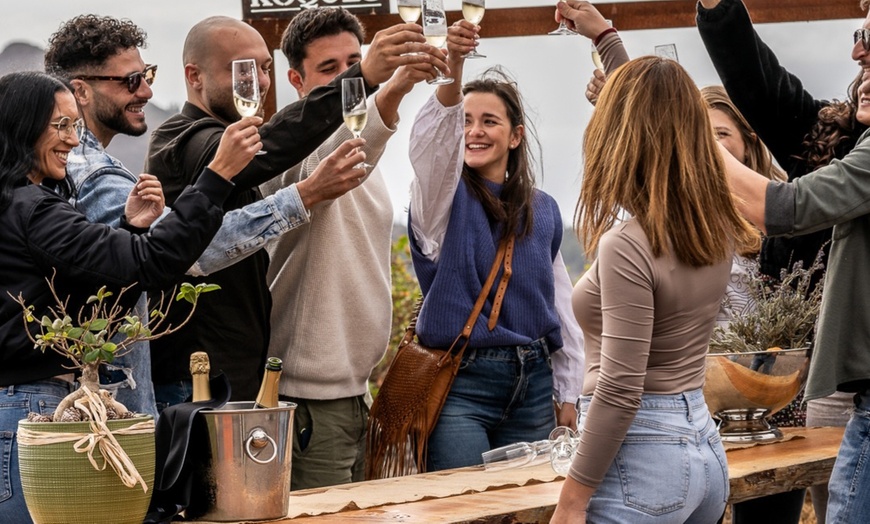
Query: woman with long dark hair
xmin=407 ymin=21 xmax=585 ymax=471
xmin=0 ymin=71 xmax=260 ymax=521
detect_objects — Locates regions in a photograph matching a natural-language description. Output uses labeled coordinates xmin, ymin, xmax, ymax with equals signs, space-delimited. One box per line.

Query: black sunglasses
xmin=855 ymin=29 xmax=870 ymax=51
xmin=75 ymin=64 xmax=158 ymax=93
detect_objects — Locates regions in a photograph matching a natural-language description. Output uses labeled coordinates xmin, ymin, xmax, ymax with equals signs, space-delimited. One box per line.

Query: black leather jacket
xmin=0 ymin=169 xmax=232 ymax=385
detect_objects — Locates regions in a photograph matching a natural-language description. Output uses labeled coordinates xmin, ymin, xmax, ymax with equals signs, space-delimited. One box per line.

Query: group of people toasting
xmin=2 ymin=0 xmax=870 ymax=523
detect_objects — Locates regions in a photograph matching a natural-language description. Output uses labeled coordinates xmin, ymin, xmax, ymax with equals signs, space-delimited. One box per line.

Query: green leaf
xmin=67 ymin=327 xmax=84 ymax=339
xmin=41 ymin=316 xmax=53 ymax=329
xmin=89 ymin=318 xmax=108 ymax=331
xmin=198 ymin=284 xmax=221 ymax=293
xmin=83 ymin=331 xmax=97 ymax=346
xmin=87 ymin=294 xmax=99 ymax=304
xmin=101 ymin=342 xmax=117 ymax=353
xmin=83 ymin=349 xmax=100 ymax=363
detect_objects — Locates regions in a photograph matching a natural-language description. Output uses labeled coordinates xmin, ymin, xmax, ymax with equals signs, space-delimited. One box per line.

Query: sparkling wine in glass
xmin=423 ymin=0 xmax=454 ymax=85
xmin=341 ymin=77 xmax=372 ymax=169
xmin=590 ymin=19 xmax=611 ymax=72
xmin=461 ymin=0 xmax=486 ymax=59
xmin=232 ymin=59 xmax=266 ymax=155
xmin=398 ymin=0 xmax=422 ymax=23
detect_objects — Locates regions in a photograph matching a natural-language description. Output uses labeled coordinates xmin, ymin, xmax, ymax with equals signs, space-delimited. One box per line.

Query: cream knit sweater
xmin=260 ymin=96 xmax=395 ymax=399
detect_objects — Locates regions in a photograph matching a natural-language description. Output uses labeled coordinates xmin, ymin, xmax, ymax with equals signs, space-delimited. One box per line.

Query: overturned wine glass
xmin=481 ymin=439 xmax=553 ymax=471
xmin=549 ymin=426 xmax=580 ymax=476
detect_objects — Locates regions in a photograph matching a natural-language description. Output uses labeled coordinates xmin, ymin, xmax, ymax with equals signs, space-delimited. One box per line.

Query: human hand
xmin=208 ymin=116 xmax=263 ymax=180
xmin=125 ymin=174 xmax=165 ymax=228
xmin=385 ymin=62 xmax=439 ymax=97
xmin=296 ymin=138 xmax=368 ymax=208
xmin=361 ymin=23 xmax=449 ymax=86
xmin=586 ymin=68 xmax=606 ymax=106
xmin=555 ymin=1 xmax=610 ymax=40
xmin=447 ymin=20 xmax=479 ymax=64
xmin=555 ymin=402 xmax=579 ymax=431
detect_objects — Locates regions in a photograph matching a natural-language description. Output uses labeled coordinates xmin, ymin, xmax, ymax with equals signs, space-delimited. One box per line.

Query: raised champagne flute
xmin=423 ymin=0 xmax=454 ymax=85
xmin=341 ymin=77 xmax=372 ymax=169
xmin=232 ymin=59 xmax=266 ymax=155
xmin=549 ymin=0 xmax=577 ymax=36
xmin=654 ymin=43 xmax=679 ymax=62
xmin=398 ymin=0 xmax=422 ymax=23
xmin=461 ymin=0 xmax=486 ymax=59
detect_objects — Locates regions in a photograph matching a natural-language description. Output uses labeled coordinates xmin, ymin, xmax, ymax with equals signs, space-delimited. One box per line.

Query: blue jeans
xmin=153 ymin=380 xmax=193 ymax=415
xmin=826 ymin=390 xmax=870 ymax=523
xmin=426 ymin=338 xmax=555 ymax=471
xmin=578 ymin=388 xmax=728 ymax=523
xmin=99 ymin=340 xmax=158 ymax=418
xmin=0 ymin=379 xmax=75 ymax=523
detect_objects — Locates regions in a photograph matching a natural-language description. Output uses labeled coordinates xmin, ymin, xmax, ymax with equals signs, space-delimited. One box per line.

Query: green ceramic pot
xmin=17 ymin=416 xmax=155 ymax=524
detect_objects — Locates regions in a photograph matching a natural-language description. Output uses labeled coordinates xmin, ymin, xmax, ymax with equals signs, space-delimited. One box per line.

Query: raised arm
xmin=696 ymin=0 xmax=823 ymax=165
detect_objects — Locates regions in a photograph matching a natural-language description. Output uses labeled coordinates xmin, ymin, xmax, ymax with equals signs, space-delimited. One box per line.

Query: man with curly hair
xmin=44 ymin=15 xmax=347 ymax=416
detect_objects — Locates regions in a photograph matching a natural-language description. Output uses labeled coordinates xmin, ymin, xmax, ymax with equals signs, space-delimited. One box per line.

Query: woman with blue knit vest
xmin=407 ymin=20 xmax=586 ymax=471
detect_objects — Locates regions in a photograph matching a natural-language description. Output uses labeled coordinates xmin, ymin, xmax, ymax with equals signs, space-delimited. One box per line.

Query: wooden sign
xmin=242 ymin=0 xmax=389 ymax=21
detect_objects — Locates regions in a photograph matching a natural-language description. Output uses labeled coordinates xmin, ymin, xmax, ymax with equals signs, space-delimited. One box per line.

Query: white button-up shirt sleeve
xmin=409 ymin=93 xmax=465 ymax=262
xmin=552 ymin=250 xmax=585 ymax=405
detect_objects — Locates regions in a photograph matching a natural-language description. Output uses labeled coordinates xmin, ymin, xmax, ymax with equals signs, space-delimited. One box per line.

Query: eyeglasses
xmin=48 ymin=116 xmax=85 ymax=141
xmin=854 ymin=29 xmax=870 ymax=51
xmin=74 ymin=64 xmax=157 ymax=93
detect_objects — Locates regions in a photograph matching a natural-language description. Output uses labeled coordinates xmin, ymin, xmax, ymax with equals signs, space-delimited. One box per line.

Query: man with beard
xmin=44 ymin=15 xmax=352 ymax=415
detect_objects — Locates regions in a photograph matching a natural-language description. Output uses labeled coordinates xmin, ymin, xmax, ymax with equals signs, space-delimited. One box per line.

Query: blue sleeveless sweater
xmin=409 ymin=178 xmax=564 ymax=351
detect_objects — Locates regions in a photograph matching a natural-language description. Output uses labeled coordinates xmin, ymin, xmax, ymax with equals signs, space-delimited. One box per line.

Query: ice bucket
xmin=187 ymin=401 xmax=296 ymax=521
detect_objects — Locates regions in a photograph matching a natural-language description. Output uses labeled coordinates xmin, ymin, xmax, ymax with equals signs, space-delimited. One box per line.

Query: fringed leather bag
xmin=365 ymin=236 xmax=514 ymax=479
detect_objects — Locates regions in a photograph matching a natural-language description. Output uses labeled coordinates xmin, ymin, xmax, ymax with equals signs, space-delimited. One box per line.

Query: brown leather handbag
xmin=365 ymin=236 xmax=515 ymax=479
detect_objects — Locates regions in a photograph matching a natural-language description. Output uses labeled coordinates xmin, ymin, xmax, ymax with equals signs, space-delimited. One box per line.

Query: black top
xmin=144 ymin=63 xmax=376 ymax=400
xmin=697 ymin=0 xmax=865 ymax=281
xmin=0 ymin=169 xmax=232 ymax=386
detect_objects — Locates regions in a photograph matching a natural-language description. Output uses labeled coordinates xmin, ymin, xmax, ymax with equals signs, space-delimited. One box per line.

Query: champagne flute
xmin=654 ymin=43 xmax=679 ymax=62
xmin=549 ymin=0 xmax=577 ymax=36
xmin=549 ymin=426 xmax=579 ymax=476
xmin=341 ymin=77 xmax=372 ymax=169
xmin=461 ymin=0 xmax=486 ymax=59
xmin=398 ymin=0 xmax=422 ymax=23
xmin=423 ymin=0 xmax=454 ymax=85
xmin=232 ymin=59 xmax=267 ymax=155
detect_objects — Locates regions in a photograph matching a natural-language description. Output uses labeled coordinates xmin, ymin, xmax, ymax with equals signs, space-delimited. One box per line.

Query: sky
xmin=1 ymin=0 xmax=865 ymax=225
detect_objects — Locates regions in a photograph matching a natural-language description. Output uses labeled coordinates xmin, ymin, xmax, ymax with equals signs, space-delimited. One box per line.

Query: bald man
xmin=145 ymin=16 xmax=447 ymax=405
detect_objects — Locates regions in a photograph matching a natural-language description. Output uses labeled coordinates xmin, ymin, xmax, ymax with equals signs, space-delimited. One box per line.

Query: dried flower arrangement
xmin=709 ymin=249 xmax=825 ymax=354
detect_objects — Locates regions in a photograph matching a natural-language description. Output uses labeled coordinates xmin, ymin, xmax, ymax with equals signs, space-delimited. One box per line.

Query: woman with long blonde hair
xmin=552 ymin=56 xmax=758 ymax=523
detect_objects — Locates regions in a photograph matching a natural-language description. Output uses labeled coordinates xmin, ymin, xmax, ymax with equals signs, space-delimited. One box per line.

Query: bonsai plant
xmin=10 ymin=276 xmax=218 ymax=421
xmin=8 ymin=276 xmax=218 ymax=524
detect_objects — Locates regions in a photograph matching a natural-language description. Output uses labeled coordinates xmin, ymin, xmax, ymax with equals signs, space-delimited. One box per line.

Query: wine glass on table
xmin=422 ymin=0 xmax=454 ymax=85
xmin=549 ymin=426 xmax=580 ymax=475
xmin=398 ymin=0 xmax=422 ymax=23
xmin=232 ymin=59 xmax=267 ymax=155
xmin=461 ymin=0 xmax=486 ymax=59
xmin=341 ymin=77 xmax=372 ymax=170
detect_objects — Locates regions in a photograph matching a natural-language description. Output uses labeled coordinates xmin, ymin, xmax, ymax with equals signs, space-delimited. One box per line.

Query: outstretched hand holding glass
xmin=423 ymin=0 xmax=454 ymax=85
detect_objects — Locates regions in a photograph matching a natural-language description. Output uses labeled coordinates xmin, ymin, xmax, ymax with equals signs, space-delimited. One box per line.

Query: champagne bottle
xmin=254 ymin=357 xmax=283 ymax=409
xmin=190 ymin=351 xmax=212 ymax=402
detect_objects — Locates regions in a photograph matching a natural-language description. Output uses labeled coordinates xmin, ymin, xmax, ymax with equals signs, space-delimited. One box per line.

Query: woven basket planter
xmin=17 ymin=416 xmax=155 ymax=524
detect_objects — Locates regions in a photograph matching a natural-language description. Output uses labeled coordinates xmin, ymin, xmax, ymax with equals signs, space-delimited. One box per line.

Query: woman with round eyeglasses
xmin=0 ymin=70 xmax=261 ymax=521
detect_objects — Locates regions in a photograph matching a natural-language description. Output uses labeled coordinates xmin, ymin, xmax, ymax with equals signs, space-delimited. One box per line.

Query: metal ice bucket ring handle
xmin=245 ymin=428 xmax=278 ymax=464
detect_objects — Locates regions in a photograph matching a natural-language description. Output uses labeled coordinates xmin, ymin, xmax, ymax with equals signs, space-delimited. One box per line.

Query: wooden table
xmin=230 ymin=426 xmax=844 ymax=523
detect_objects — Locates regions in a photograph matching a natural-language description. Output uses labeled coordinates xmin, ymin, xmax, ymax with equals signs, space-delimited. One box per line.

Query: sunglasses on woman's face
xmin=854 ymin=29 xmax=870 ymax=51
xmin=74 ymin=64 xmax=158 ymax=94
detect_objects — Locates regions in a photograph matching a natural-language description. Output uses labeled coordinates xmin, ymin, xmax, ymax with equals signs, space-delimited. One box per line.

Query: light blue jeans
xmin=426 ymin=338 xmax=555 ymax=471
xmin=826 ymin=390 xmax=870 ymax=523
xmin=578 ymin=388 xmax=728 ymax=523
xmin=0 ymin=379 xmax=76 ymax=523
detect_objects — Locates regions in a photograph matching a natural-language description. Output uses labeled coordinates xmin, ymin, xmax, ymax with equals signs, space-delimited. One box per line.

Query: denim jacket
xmin=64 ymin=130 xmax=311 ymax=415
xmin=67 ymin=130 xmax=311 ymax=276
